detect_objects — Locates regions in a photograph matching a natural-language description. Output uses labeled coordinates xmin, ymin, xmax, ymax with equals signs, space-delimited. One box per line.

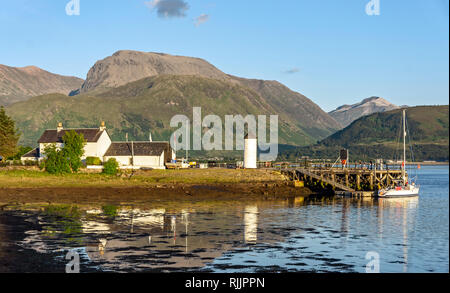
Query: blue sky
xmin=0 ymin=0 xmax=448 ymax=111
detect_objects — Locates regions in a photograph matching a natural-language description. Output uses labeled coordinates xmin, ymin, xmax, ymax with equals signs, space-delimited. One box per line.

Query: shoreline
xmin=0 ymin=168 xmax=315 ymax=204
xmin=0 ymin=183 xmax=313 ymax=205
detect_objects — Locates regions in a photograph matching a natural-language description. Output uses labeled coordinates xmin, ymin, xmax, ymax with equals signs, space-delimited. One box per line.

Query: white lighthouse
xmin=244 ymin=133 xmax=257 ymax=169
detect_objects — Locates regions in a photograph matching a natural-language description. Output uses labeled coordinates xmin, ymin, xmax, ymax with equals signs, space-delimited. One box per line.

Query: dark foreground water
xmin=0 ymin=166 xmax=448 ymax=273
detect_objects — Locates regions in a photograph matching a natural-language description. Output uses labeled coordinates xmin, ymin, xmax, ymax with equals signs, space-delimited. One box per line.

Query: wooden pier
xmin=282 ymin=166 xmax=407 ymax=197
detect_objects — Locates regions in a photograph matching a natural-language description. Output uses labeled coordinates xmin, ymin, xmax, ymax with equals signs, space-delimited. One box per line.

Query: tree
xmin=43 ymin=144 xmax=71 ymax=174
xmin=8 ymin=146 xmax=33 ymax=160
xmin=43 ymin=130 xmax=86 ymax=174
xmin=86 ymin=157 xmax=102 ymax=166
xmin=0 ymin=106 xmax=20 ymax=162
xmin=62 ymin=130 xmax=86 ymax=172
xmin=103 ymin=158 xmax=119 ymax=175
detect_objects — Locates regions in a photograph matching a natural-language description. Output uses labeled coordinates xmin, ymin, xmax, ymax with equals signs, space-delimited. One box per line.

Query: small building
xmin=38 ymin=122 xmax=111 ymax=160
xmin=21 ymin=148 xmax=40 ymax=162
xmin=103 ymin=142 xmax=174 ymax=169
xmin=21 ymin=122 xmax=112 ymax=162
xmin=244 ymin=133 xmax=257 ymax=169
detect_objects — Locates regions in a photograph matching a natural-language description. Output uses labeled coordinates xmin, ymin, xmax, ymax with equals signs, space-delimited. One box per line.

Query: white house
xmin=103 ymin=142 xmax=173 ymax=170
xmin=22 ymin=122 xmax=111 ymax=161
xmin=21 ymin=122 xmax=175 ymax=169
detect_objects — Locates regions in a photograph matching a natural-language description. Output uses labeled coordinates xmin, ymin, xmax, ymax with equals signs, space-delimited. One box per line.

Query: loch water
xmin=0 ymin=165 xmax=448 ymax=273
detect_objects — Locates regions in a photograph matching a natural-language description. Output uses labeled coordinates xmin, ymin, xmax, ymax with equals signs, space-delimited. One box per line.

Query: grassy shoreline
xmin=0 ymin=168 xmax=311 ymax=203
xmin=0 ymin=168 xmax=287 ymax=188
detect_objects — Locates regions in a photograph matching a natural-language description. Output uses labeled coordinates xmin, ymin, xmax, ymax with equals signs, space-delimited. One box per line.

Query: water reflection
xmin=244 ymin=206 xmax=258 ymax=244
xmin=11 ymin=201 xmax=292 ymax=272
xmin=378 ymin=197 xmax=419 ymax=272
xmin=1 ymin=171 xmax=448 ymax=273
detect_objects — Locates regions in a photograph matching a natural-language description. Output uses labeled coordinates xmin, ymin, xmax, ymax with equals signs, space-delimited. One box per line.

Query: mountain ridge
xmin=281 ymin=105 xmax=449 ymax=161
xmin=329 ymin=96 xmax=399 ymax=128
xmin=0 ymin=64 xmax=83 ymax=106
xmin=76 ymin=50 xmax=341 ymax=135
xmin=6 ymin=74 xmax=339 ymax=148
xmin=4 ymin=50 xmax=341 ymax=150
xmin=78 ymin=50 xmax=236 ymax=93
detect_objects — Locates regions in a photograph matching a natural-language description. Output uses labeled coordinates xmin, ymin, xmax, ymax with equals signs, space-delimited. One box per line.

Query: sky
xmin=0 ymin=0 xmax=448 ymax=112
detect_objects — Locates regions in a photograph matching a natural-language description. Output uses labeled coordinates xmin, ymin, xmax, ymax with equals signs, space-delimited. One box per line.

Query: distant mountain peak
xmin=112 ymin=50 xmax=170 ymax=57
xmin=329 ymin=96 xmax=399 ymax=128
xmin=19 ymin=65 xmax=42 ymax=73
xmin=0 ymin=64 xmax=84 ymax=106
xmin=359 ymin=96 xmax=391 ymax=105
xmin=361 ymin=96 xmax=382 ymax=102
xmin=78 ymin=50 xmax=232 ymax=93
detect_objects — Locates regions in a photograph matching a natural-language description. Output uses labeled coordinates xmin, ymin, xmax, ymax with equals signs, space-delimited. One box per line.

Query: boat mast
xmin=186 ymin=124 xmax=189 ymax=162
xmin=402 ymin=109 xmax=406 ymax=182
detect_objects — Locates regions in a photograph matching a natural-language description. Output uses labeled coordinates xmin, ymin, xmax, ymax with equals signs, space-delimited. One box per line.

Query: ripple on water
xmin=0 ymin=166 xmax=448 ymax=273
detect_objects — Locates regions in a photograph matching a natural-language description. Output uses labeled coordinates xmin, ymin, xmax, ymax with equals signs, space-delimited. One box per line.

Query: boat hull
xmin=378 ymin=187 xmax=420 ymax=198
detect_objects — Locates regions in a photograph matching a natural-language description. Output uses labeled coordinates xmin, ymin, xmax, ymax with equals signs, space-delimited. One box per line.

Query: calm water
xmin=0 ymin=165 xmax=448 ymax=273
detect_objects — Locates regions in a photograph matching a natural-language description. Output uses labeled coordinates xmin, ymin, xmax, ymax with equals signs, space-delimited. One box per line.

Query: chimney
xmin=57 ymin=122 xmax=63 ymax=132
xmin=100 ymin=121 xmax=106 ymax=131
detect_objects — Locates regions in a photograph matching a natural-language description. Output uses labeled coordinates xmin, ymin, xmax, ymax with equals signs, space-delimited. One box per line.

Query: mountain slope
xmin=7 ymin=75 xmax=334 ymax=148
xmin=75 ymin=50 xmax=341 ymax=136
xmin=0 ymin=65 xmax=83 ymax=106
xmin=329 ymin=97 xmax=399 ymax=128
xmin=63 ymin=50 xmax=339 ymax=142
xmin=78 ymin=50 xmax=234 ymax=93
xmin=230 ymin=76 xmax=340 ymax=138
xmin=5 ymin=50 xmax=341 ymax=150
xmin=281 ymin=105 xmax=449 ymax=161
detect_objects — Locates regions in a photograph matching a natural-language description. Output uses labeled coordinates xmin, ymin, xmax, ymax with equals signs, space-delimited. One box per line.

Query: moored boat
xmin=378 ymin=109 xmax=420 ymax=198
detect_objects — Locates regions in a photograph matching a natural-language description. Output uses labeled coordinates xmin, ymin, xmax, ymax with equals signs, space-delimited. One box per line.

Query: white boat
xmin=378 ymin=183 xmax=420 ymax=197
xmin=378 ymin=109 xmax=420 ymax=198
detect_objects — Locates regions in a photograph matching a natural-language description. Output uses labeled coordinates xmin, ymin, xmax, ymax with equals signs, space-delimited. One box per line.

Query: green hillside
xmin=6 ymin=75 xmax=339 ymax=148
xmin=280 ymin=106 xmax=449 ymax=161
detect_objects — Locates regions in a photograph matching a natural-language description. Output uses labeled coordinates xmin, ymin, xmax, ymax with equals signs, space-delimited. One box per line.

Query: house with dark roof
xmin=22 ymin=122 xmax=112 ymax=162
xmin=21 ymin=122 xmax=175 ymax=169
xmin=104 ymin=142 xmax=173 ymax=169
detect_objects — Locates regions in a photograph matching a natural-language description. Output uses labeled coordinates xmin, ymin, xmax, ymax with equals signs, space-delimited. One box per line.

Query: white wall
xmin=83 ymin=143 xmax=97 ymax=159
xmin=104 ymin=154 xmax=166 ymax=169
xmin=39 ymin=131 xmax=112 ymax=160
xmin=39 ymin=143 xmax=64 ymax=158
xmin=97 ymin=131 xmax=112 ymax=158
xmin=84 ymin=131 xmax=111 ymax=159
xmin=133 ymin=156 xmax=161 ymax=167
xmin=244 ymin=138 xmax=257 ymax=169
xmin=21 ymin=157 xmax=40 ymax=162
xmin=104 ymin=156 xmax=131 ymax=166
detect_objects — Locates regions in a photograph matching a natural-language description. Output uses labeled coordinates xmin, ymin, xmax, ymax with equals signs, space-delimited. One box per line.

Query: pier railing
xmin=281 ymin=166 xmax=406 ymax=194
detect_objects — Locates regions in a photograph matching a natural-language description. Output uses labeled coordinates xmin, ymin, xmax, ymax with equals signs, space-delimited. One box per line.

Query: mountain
xmin=280 ymin=105 xmax=449 ymax=161
xmin=228 ymin=76 xmax=339 ymax=139
xmin=7 ymin=75 xmax=339 ymax=148
xmin=0 ymin=65 xmax=84 ymax=106
xmin=77 ymin=50 xmax=234 ymax=93
xmin=329 ymin=97 xmax=399 ymax=128
xmin=75 ymin=50 xmax=339 ymax=136
xmin=6 ymin=50 xmax=341 ymax=148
